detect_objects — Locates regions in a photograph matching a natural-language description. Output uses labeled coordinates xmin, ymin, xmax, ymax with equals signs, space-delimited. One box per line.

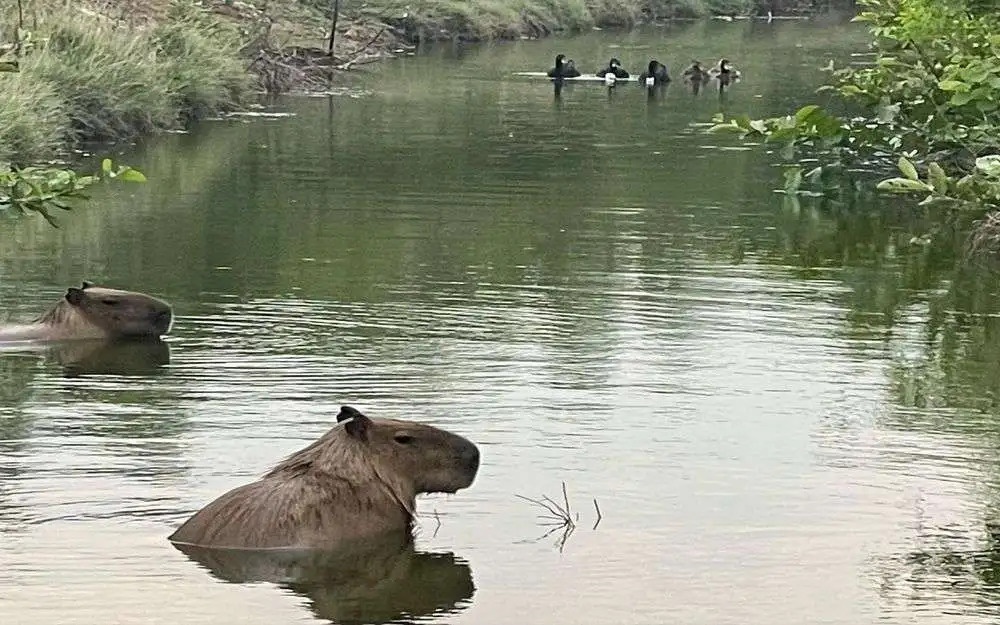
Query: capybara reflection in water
xmin=168 ymin=405 xmax=481 ymax=549
xmin=0 ymin=281 xmax=173 ymax=343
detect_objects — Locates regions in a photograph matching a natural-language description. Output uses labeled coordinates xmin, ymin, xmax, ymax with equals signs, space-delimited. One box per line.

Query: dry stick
xmin=592 ymin=498 xmax=602 ymax=530
xmin=326 ymin=0 xmax=340 ymax=55
xmin=336 ymin=28 xmax=388 ymax=72
xmin=514 ymin=494 xmax=568 ymax=524
xmin=14 ymin=0 xmax=24 ymax=55
xmin=346 ymin=27 xmax=387 ymax=58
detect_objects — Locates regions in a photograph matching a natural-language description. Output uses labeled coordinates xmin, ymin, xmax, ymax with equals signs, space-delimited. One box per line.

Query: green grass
xmin=0 ymin=69 xmax=70 ymax=164
xmin=0 ymin=0 xmax=252 ymax=163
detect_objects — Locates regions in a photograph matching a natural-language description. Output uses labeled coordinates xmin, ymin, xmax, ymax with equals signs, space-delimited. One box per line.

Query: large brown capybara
xmin=0 ymin=281 xmax=173 ymax=343
xmin=168 ymin=405 xmax=481 ymax=549
xmin=172 ymin=533 xmax=476 ymax=624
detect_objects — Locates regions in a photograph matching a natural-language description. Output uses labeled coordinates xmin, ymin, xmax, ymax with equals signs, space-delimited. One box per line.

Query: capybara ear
xmin=65 ymin=287 xmax=86 ymax=306
xmin=337 ymin=405 xmax=371 ymax=439
xmin=81 ymin=281 xmax=94 ymax=289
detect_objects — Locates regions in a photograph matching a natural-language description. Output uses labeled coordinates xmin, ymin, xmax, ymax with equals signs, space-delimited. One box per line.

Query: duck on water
xmin=638 ymin=60 xmax=670 ymax=86
xmin=547 ymin=54 xmax=581 ymax=79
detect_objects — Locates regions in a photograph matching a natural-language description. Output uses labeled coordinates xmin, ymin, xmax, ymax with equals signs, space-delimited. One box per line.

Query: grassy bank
xmin=0 ymin=0 xmax=254 ymax=164
xmin=375 ymin=0 xmax=824 ymax=43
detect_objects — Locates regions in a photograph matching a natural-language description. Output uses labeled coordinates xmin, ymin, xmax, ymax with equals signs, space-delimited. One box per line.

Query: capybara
xmin=172 ymin=533 xmax=476 ymax=623
xmin=168 ymin=405 xmax=480 ymax=549
xmin=0 ymin=281 xmax=173 ymax=343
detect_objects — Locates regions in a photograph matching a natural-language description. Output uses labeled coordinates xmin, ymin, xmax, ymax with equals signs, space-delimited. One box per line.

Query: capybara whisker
xmin=168 ymin=405 xmax=480 ymax=549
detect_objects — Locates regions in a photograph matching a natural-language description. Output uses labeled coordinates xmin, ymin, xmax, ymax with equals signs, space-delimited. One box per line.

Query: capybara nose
xmin=461 ymin=443 xmax=480 ymax=473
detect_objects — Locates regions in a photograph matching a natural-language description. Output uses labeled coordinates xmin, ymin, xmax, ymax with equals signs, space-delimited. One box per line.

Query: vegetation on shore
xmin=0 ymin=0 xmax=840 ymax=225
xmin=0 ymin=0 xmax=251 ymax=165
xmin=0 ymin=0 xmax=257 ymax=224
xmin=709 ymin=0 xmax=1000 ymax=260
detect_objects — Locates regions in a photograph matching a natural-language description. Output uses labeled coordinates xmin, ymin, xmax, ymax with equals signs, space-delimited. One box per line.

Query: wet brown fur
xmin=168 ymin=406 xmax=480 ymax=549
xmin=0 ymin=281 xmax=173 ymax=342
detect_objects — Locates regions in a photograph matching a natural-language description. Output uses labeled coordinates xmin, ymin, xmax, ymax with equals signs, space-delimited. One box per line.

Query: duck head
xmin=554 ymin=54 xmax=566 ymax=68
xmin=647 ymin=59 xmax=659 ymax=74
xmin=610 ymin=57 xmax=621 ymax=69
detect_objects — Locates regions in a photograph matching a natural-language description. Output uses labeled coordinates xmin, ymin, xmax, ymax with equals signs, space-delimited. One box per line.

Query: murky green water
xmin=5 ymin=16 xmax=1000 ymax=625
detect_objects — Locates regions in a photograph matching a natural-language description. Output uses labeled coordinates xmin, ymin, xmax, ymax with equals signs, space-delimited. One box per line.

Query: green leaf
xmin=937 ymin=79 xmax=968 ymax=91
xmin=975 ymin=155 xmax=1000 ymax=176
xmin=950 ymin=91 xmax=975 ymax=106
xmin=927 ymin=162 xmax=949 ymax=193
xmin=876 ymin=178 xmax=934 ymax=193
xmin=116 ymin=168 xmax=147 ymax=183
xmin=898 ymin=156 xmax=919 ymax=181
xmin=794 ymin=105 xmax=821 ymax=123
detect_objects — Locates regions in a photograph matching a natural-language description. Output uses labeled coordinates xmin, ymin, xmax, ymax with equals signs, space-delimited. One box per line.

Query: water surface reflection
xmin=174 ymin=534 xmax=475 ymax=624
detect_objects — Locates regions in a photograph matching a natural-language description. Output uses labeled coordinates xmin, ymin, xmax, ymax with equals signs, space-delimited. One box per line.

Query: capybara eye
xmin=394 ymin=433 xmax=414 ymax=445
xmin=102 ymin=299 xmax=119 ymax=306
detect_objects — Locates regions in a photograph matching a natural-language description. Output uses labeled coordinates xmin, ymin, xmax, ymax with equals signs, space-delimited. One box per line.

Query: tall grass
xmin=0 ymin=70 xmax=70 ymax=163
xmin=0 ymin=0 xmax=251 ymax=164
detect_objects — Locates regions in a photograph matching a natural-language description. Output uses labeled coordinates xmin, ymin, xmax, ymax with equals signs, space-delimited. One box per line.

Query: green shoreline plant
xmin=1 ymin=158 xmax=147 ymax=227
xmin=0 ymin=0 xmax=251 ymax=226
xmin=707 ymin=0 xmax=1000 ymax=257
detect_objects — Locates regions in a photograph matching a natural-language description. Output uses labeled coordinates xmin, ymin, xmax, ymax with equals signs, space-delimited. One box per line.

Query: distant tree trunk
xmin=327 ymin=0 xmax=340 ymax=56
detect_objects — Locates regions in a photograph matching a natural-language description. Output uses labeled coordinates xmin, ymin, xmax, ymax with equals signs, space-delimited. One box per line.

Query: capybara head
xmin=335 ymin=406 xmax=480 ymax=496
xmin=63 ymin=281 xmax=173 ymax=338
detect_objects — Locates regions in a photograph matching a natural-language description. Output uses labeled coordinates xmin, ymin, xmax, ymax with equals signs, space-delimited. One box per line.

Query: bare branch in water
xmin=516 ymin=481 xmax=603 ymax=552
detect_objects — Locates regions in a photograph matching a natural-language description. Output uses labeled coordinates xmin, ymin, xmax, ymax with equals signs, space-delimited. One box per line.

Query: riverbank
xmin=0 ymin=0 xmax=832 ymax=167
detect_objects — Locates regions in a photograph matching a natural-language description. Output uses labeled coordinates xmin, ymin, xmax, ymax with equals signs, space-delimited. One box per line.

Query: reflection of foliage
xmin=871 ymin=518 xmax=1000 ymax=617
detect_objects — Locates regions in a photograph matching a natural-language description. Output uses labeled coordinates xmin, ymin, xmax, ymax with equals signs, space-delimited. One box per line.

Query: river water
xmin=4 ymin=16 xmax=1000 ymax=625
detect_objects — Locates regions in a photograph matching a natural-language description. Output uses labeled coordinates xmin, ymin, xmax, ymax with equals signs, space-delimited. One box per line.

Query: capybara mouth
xmin=153 ymin=310 xmax=173 ymax=334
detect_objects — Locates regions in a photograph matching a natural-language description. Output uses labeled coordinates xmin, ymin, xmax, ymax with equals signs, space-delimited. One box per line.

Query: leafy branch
xmin=1 ymin=158 xmax=147 ymax=227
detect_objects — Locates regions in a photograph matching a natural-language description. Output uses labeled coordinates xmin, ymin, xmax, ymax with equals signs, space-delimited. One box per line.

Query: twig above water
xmin=515 ymin=481 xmax=603 ymax=552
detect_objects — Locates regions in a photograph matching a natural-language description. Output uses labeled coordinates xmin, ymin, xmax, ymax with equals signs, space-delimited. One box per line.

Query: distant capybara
xmin=0 ymin=281 xmax=173 ymax=343
xmin=168 ymin=405 xmax=481 ymax=549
